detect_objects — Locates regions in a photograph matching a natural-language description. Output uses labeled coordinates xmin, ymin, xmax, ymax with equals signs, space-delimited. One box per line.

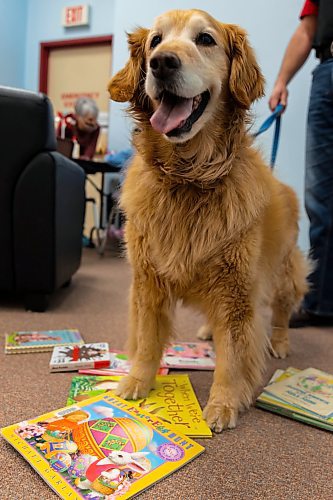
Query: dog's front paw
xmin=203 ymin=402 xmax=238 ymax=433
xmin=270 ymin=338 xmax=290 ymax=359
xmin=114 ymin=375 xmax=153 ymax=400
xmin=197 ymin=324 xmax=212 ymax=341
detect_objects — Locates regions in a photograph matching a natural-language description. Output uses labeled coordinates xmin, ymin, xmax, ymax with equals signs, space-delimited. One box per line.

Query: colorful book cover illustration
xmin=263 ymin=367 xmax=333 ymax=418
xmin=67 ymin=374 xmax=212 ymax=438
xmin=1 ymin=393 xmax=204 ymax=499
xmin=161 ymin=342 xmax=215 ymax=370
xmin=79 ymin=351 xmax=169 ymax=376
xmin=256 ymin=368 xmax=333 ymax=431
xmin=5 ymin=329 xmax=84 ymax=354
xmin=50 ymin=343 xmax=110 ymax=372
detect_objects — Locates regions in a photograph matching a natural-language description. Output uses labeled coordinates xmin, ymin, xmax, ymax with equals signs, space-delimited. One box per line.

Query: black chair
xmin=0 ymin=86 xmax=86 ymax=311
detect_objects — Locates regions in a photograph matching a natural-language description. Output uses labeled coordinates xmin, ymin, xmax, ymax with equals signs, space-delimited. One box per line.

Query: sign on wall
xmin=62 ymin=5 xmax=90 ymax=28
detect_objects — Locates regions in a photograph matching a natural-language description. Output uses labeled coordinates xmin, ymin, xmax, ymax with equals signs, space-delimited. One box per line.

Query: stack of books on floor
xmin=256 ymin=366 xmax=333 ymax=432
xmin=2 ymin=331 xmax=214 ymax=499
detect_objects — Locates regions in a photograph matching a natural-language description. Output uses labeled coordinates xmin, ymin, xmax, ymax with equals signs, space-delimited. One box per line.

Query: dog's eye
xmin=150 ymin=35 xmax=162 ymax=49
xmin=196 ymin=33 xmax=216 ymax=46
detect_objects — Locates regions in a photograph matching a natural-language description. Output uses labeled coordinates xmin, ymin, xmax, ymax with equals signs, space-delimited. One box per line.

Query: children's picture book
xmin=67 ymin=374 xmax=212 ymax=438
xmin=263 ymin=367 xmax=333 ymax=419
xmin=79 ymin=351 xmax=169 ymax=376
xmin=50 ymin=343 xmax=110 ymax=372
xmin=5 ymin=329 xmax=84 ymax=354
xmin=79 ymin=343 xmax=215 ymax=375
xmin=161 ymin=342 xmax=215 ymax=370
xmin=1 ymin=393 xmax=204 ymax=499
xmin=256 ymin=367 xmax=333 ymax=432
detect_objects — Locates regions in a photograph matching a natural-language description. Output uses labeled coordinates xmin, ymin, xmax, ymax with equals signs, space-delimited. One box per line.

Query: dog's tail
xmin=289 ymin=246 xmax=312 ymax=311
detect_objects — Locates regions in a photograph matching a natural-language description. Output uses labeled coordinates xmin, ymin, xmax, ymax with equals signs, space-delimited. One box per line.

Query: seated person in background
xmin=57 ymin=97 xmax=100 ymax=160
xmin=104 ymin=148 xmax=134 ymax=241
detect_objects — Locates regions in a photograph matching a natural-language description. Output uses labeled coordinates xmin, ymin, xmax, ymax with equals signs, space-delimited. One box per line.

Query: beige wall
xmin=48 ymin=43 xmax=111 ymax=114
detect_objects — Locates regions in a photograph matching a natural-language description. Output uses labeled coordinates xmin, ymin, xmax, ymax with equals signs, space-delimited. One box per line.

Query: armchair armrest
xmin=13 ymin=151 xmax=85 ymax=293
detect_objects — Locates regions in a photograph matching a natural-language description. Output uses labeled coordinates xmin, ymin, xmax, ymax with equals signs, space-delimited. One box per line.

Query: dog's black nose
xmin=150 ymin=52 xmax=181 ymax=80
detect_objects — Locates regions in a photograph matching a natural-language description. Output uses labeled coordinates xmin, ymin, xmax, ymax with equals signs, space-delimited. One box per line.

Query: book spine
xmin=256 ymin=402 xmax=333 ymax=432
xmin=162 ymin=363 xmax=215 ymax=370
xmin=5 ymin=340 xmax=84 ymax=354
xmin=78 ymin=369 xmax=124 ymax=375
xmin=50 ymin=360 xmax=110 ymax=372
xmin=50 ymin=362 xmax=79 ymax=372
xmin=6 ymin=346 xmax=54 ymax=354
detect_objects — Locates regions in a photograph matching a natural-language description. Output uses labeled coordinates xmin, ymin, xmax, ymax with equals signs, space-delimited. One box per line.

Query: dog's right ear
xmin=108 ymin=28 xmax=149 ymax=102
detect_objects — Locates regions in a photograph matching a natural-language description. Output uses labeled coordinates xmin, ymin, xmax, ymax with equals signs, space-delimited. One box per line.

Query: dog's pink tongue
xmin=150 ymin=94 xmax=193 ymax=134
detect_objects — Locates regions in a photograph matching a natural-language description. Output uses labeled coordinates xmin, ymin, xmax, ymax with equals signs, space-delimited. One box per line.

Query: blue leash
xmin=253 ymin=104 xmax=284 ymax=168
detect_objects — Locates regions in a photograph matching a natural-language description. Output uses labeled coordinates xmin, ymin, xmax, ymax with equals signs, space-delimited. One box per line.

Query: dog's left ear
xmin=224 ymin=24 xmax=265 ymax=109
xmin=108 ymin=27 xmax=149 ymax=102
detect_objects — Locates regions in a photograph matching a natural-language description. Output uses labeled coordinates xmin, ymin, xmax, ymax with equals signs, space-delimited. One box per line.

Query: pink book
xmin=161 ymin=342 xmax=215 ymax=370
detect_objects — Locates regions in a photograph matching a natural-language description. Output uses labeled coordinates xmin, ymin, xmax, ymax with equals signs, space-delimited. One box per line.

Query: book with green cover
xmin=256 ymin=367 xmax=333 ymax=432
xmin=263 ymin=367 xmax=333 ymax=418
xmin=67 ymin=374 xmax=212 ymax=438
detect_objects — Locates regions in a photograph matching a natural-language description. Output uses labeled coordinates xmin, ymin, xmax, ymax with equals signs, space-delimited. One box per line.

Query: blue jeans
xmin=304 ymin=59 xmax=333 ymax=315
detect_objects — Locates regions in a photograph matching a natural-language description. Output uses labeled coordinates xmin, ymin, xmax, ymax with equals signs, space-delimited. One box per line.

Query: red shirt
xmin=300 ymin=0 xmax=319 ymax=18
xmin=57 ymin=113 xmax=100 ymax=159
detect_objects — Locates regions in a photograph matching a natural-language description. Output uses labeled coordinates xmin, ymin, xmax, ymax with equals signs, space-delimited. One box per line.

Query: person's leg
xmin=299 ymin=60 xmax=333 ymax=322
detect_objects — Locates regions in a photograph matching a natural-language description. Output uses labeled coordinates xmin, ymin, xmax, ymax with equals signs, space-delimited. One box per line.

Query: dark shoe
xmin=289 ymin=308 xmax=333 ymax=328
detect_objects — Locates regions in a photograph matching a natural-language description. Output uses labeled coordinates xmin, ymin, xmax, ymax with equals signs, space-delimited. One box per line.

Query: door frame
xmin=39 ymin=35 xmax=112 ymax=94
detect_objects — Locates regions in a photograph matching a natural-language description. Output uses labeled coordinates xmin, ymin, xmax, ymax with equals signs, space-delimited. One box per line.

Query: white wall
xmin=109 ymin=0 xmax=315 ymax=251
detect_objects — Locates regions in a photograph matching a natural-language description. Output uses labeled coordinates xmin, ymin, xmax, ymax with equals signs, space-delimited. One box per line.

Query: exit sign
xmin=62 ymin=5 xmax=90 ymax=27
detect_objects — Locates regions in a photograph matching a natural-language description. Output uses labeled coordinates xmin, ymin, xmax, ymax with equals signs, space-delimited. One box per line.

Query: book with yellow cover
xmin=256 ymin=367 xmax=333 ymax=432
xmin=67 ymin=374 xmax=212 ymax=438
xmin=1 ymin=393 xmax=204 ymax=499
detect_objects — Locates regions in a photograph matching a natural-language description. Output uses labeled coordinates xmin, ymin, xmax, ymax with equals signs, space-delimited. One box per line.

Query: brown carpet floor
xmin=1 ymin=248 xmax=333 ymax=500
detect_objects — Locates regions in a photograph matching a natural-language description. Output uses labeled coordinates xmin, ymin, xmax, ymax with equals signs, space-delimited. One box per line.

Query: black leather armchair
xmin=0 ymin=86 xmax=85 ymax=311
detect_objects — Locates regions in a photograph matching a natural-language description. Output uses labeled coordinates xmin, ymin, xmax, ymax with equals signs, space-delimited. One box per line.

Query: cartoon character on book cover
xmin=8 ymin=332 xmax=63 ymax=345
xmin=297 ymin=373 xmax=333 ymax=398
xmin=13 ymin=399 xmax=189 ymax=499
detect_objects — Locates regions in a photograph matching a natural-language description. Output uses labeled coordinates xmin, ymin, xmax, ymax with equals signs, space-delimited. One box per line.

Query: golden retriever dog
xmin=108 ymin=9 xmax=309 ymax=432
